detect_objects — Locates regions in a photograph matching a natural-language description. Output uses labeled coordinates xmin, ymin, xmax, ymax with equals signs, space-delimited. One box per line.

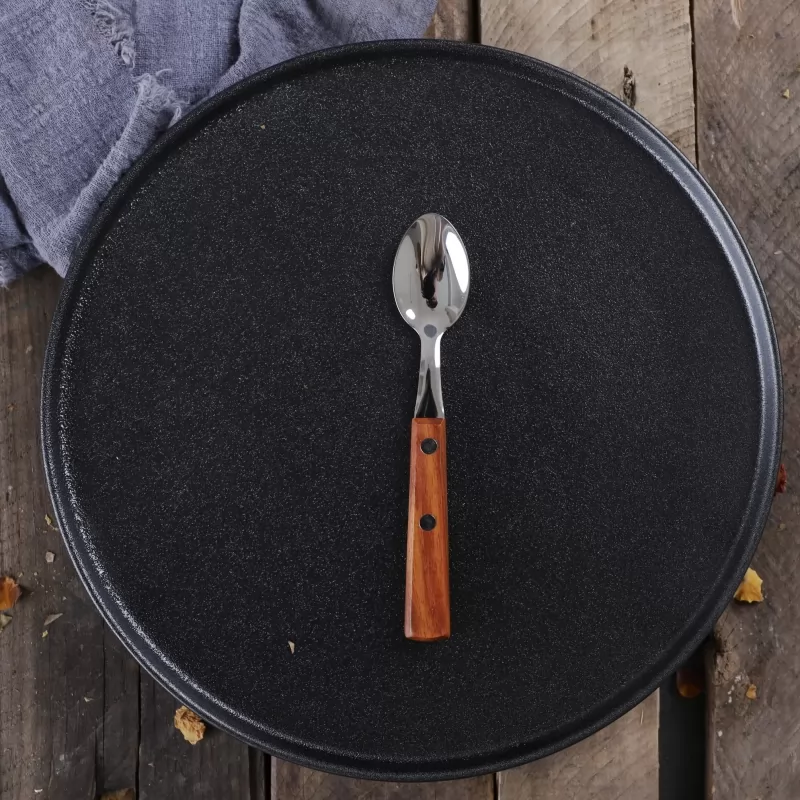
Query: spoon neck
xmin=415 ymin=334 xmax=444 ymax=419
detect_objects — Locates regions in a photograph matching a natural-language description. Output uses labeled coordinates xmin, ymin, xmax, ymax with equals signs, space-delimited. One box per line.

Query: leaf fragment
xmin=734 ymin=568 xmax=764 ymax=603
xmin=43 ymin=613 xmax=62 ymax=627
xmin=174 ymin=706 xmax=206 ymax=745
xmin=775 ymin=463 xmax=787 ymax=494
xmin=0 ymin=576 xmax=21 ymax=611
xmin=746 ymin=683 xmax=757 ymax=700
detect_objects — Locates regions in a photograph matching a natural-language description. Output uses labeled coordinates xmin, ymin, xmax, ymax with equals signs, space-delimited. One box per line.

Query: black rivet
xmin=420 ymin=438 xmax=438 ymax=455
xmin=419 ymin=514 xmax=436 ymax=531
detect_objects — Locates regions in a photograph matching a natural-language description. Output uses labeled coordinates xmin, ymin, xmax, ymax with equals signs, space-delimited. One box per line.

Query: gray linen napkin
xmin=0 ymin=0 xmax=436 ymax=285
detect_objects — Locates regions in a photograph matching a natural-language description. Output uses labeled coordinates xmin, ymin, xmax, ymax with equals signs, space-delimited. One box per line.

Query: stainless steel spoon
xmin=393 ymin=213 xmax=470 ymax=641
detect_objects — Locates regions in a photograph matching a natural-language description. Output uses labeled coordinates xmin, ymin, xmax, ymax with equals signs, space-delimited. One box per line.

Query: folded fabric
xmin=0 ymin=0 xmax=436 ymax=285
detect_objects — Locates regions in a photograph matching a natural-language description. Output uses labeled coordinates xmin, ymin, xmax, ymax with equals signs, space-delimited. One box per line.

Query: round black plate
xmin=42 ymin=41 xmax=781 ymax=780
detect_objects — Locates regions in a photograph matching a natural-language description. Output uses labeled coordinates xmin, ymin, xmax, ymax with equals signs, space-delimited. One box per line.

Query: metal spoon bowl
xmin=393 ymin=213 xmax=470 ymax=418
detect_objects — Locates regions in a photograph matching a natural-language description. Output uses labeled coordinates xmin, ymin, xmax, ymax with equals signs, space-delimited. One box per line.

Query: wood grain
xmin=480 ymin=0 xmax=696 ymax=796
xmin=272 ymin=760 xmax=494 ymax=800
xmin=425 ymin=0 xmax=477 ymax=40
xmin=0 ymin=267 xmax=109 ymax=800
xmin=498 ymin=693 xmax=660 ymax=800
xmin=481 ymin=0 xmax=697 ymax=161
xmin=406 ymin=417 xmax=450 ymax=641
xmin=695 ymin=1 xmax=800 ymax=796
xmin=138 ymin=673 xmax=266 ymax=800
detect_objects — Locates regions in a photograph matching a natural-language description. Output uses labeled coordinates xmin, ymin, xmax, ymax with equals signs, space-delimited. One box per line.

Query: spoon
xmin=393 ymin=213 xmax=470 ymax=641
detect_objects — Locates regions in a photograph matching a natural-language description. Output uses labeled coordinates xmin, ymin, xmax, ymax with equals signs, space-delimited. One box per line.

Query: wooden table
xmin=1 ymin=1 xmax=796 ymax=798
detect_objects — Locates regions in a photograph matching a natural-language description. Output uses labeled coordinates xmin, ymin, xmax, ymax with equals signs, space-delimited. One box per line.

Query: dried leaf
xmin=734 ymin=568 xmax=764 ymax=603
xmin=45 ymin=551 xmax=55 ymax=564
xmin=44 ymin=514 xmax=54 ymax=527
xmin=43 ymin=613 xmax=62 ymax=627
xmin=42 ymin=630 xmax=48 ymax=639
xmin=620 ymin=65 xmax=636 ymax=109
xmin=676 ymin=665 xmax=705 ymax=699
xmin=0 ymin=613 xmax=11 ymax=631
xmin=746 ymin=683 xmax=757 ymax=700
xmin=775 ymin=463 xmax=787 ymax=494
xmin=288 ymin=640 xmax=295 ymax=654
xmin=174 ymin=706 xmax=206 ymax=745
xmin=0 ymin=576 xmax=21 ymax=611
xmin=782 ymin=88 xmax=791 ymax=99
xmin=100 ymin=790 xmax=135 ymax=800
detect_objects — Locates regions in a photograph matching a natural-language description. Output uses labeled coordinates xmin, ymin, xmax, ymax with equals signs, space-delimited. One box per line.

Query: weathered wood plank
xmin=138 ymin=673 xmax=266 ymax=800
xmin=481 ymin=0 xmax=696 ymax=162
xmin=695 ymin=1 xmax=800 ymax=797
xmin=97 ymin=629 xmax=140 ymax=795
xmin=0 ymin=267 xmax=108 ymax=799
xmin=426 ymin=0 xmax=477 ymax=40
xmin=272 ymin=761 xmax=493 ymax=800
xmin=480 ymin=0 xmax=697 ymax=794
xmin=497 ymin=693 xmax=659 ymax=800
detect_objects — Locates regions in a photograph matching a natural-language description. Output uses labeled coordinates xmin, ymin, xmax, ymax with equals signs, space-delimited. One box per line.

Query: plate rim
xmin=41 ymin=38 xmax=783 ymax=781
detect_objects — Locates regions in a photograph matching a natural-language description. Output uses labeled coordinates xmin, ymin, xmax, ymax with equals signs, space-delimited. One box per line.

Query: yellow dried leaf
xmin=0 ymin=613 xmax=11 ymax=631
xmin=174 ymin=706 xmax=206 ymax=745
xmin=44 ymin=514 xmax=54 ymax=527
xmin=0 ymin=576 xmax=21 ymax=611
xmin=42 ymin=630 xmax=48 ymax=639
xmin=746 ymin=683 xmax=757 ymax=700
xmin=734 ymin=568 xmax=764 ymax=603
xmin=782 ymin=88 xmax=791 ymax=99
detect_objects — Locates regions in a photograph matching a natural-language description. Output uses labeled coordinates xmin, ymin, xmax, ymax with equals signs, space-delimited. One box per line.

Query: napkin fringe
xmin=84 ymin=0 xmax=136 ymax=68
xmin=134 ymin=71 xmax=185 ymax=125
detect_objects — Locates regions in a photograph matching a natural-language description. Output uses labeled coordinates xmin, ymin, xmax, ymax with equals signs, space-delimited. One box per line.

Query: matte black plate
xmin=42 ymin=41 xmax=781 ymax=780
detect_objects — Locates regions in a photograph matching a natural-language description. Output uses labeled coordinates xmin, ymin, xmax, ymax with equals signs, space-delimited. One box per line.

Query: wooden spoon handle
xmin=405 ymin=417 xmax=450 ymax=641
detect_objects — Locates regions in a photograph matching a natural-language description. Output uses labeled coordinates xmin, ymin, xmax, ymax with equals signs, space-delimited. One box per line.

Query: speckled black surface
xmin=42 ymin=42 xmax=781 ymax=780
